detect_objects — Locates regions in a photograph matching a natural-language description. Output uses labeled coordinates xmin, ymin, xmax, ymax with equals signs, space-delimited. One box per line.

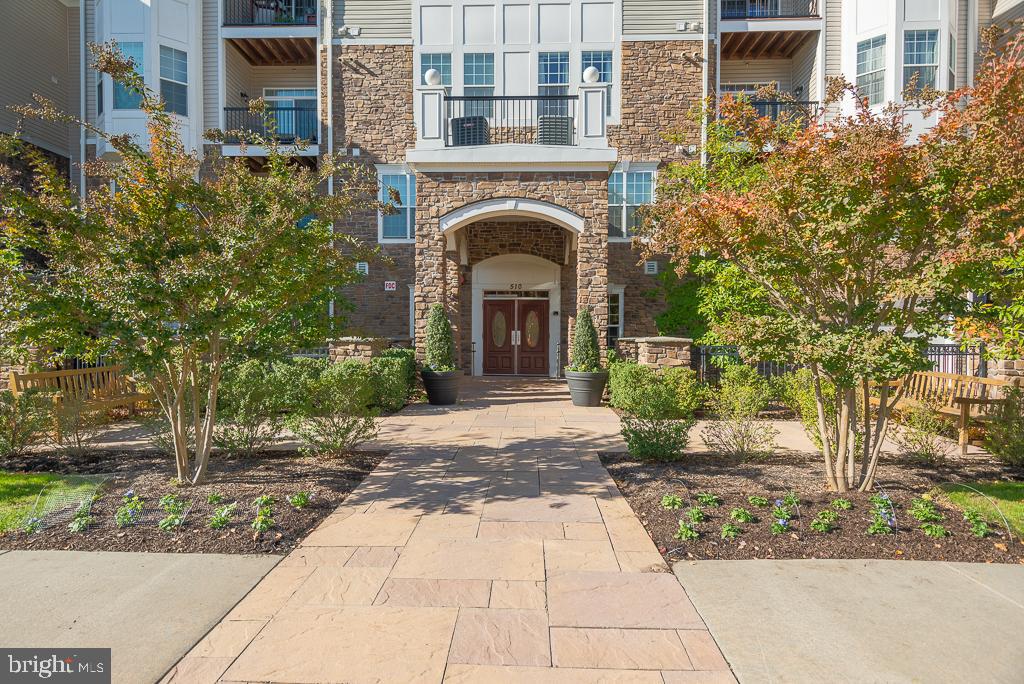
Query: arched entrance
xmin=471 ymin=254 xmax=561 ymax=377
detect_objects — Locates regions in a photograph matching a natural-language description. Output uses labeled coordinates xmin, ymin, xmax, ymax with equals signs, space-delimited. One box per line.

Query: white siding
xmin=203 ymin=0 xmax=220 ymax=133
xmin=86 ymin=0 xmax=97 ymax=125
xmin=623 ymin=0 xmax=703 ymax=34
xmin=68 ymin=6 xmax=82 ymax=174
xmin=334 ymin=0 xmax=412 ymax=39
xmin=791 ymin=32 xmax=819 ymax=101
xmin=993 ymin=0 xmax=1024 ymax=20
xmin=224 ymin=42 xmax=252 ymax=108
xmin=824 ymin=0 xmax=842 ymax=77
xmin=251 ymin=66 xmax=318 ymax=93
xmin=0 ymin=0 xmax=74 ymax=157
xmin=720 ymin=59 xmax=794 ymax=93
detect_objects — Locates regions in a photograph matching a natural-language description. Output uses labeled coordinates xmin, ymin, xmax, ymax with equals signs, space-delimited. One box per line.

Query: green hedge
xmin=609 ymin=362 xmax=703 ymax=419
xmin=370 ymin=351 xmax=415 ymax=413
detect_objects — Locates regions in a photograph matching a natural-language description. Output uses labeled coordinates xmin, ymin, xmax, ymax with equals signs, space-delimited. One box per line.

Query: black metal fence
xmin=224 ymin=106 xmax=318 ymax=144
xmin=224 ymin=0 xmax=318 ymax=26
xmin=746 ymin=100 xmax=820 ymax=120
xmin=693 ymin=345 xmax=799 ymax=384
xmin=721 ymin=0 xmax=819 ymax=19
xmin=925 ymin=344 xmax=985 ymax=376
xmin=444 ymin=95 xmax=578 ymax=147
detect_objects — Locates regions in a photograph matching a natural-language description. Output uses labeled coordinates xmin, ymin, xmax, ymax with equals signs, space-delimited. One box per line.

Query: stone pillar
xmin=576 ymin=218 xmax=609 ymax=354
xmin=444 ymin=237 xmax=463 ymax=369
xmin=991 ymin=359 xmax=1024 ymax=387
xmin=635 ymin=337 xmax=694 ymax=370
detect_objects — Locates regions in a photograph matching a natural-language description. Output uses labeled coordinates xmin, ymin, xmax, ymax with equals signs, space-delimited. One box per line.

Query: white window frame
xmin=608 ymin=163 xmax=657 ymax=243
xmin=408 ymin=285 xmax=416 ymax=341
xmin=608 ymin=284 xmax=624 ymax=347
xmin=856 ymin=35 xmax=886 ymax=106
xmin=377 ymin=165 xmax=417 ymax=244
xmin=159 ymin=45 xmax=188 ymax=117
xmin=902 ymin=29 xmax=939 ymax=93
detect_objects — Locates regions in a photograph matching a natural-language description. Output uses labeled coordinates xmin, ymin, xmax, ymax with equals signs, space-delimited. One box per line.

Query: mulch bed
xmin=601 ymin=449 xmax=1024 ymax=564
xmin=0 ymin=449 xmax=384 ymax=555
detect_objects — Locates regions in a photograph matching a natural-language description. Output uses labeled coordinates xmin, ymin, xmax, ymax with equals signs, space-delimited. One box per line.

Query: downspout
xmin=79 ymin=0 xmax=87 ymax=198
xmin=966 ymin=0 xmax=977 ymax=87
xmin=701 ymin=0 xmax=710 ymax=164
xmin=325 ymin=0 xmax=335 ymax=327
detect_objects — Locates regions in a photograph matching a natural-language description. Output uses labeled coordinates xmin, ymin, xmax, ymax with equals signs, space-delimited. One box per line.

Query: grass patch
xmin=939 ymin=481 xmax=1024 ymax=537
xmin=0 ymin=472 xmax=99 ymax=532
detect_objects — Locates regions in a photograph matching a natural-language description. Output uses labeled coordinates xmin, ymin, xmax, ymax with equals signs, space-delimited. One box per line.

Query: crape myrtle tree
xmin=0 ymin=42 xmax=383 ymax=484
xmin=637 ymin=33 xmax=1022 ymax=492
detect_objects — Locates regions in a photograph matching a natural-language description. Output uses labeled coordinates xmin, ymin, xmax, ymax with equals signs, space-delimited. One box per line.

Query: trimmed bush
xmin=284 ymin=360 xmax=379 ymax=456
xmin=620 ymin=380 xmax=696 ymax=461
xmin=369 ymin=355 xmax=412 ymax=412
xmin=424 ymin=303 xmax=457 ymax=372
xmin=609 ymin=362 xmax=703 ymax=419
xmin=702 ymin=364 xmax=777 ymax=459
xmin=663 ymin=366 xmax=704 ymax=418
xmin=215 ymin=359 xmax=286 ymax=457
xmin=271 ymin=356 xmax=329 ymax=410
xmin=567 ymin=308 xmax=601 ymax=372
xmin=712 ymin=364 xmax=773 ymax=419
xmin=0 ymin=389 xmax=50 ymax=458
xmin=379 ymin=347 xmax=416 ymax=389
xmin=984 ymin=387 xmax=1024 ymax=466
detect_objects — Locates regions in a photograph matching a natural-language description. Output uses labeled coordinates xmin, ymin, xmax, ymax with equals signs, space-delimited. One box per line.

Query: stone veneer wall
xmin=614 ymin=337 xmax=694 ymax=370
xmin=332 ymin=44 xmax=418 ymax=340
xmin=991 ymin=359 xmax=1024 ymax=387
xmin=328 ymin=337 xmax=389 ymax=363
xmin=415 ymin=172 xmax=609 ymax=369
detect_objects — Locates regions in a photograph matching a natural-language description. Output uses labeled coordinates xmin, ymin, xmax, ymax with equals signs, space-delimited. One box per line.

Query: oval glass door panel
xmin=524 ymin=311 xmax=540 ymax=348
xmin=492 ymin=310 xmax=507 ymax=347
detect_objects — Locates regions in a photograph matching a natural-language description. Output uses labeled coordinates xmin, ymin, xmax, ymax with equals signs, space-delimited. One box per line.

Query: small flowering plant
xmin=661 ymin=494 xmax=684 ymax=511
xmin=729 ymin=507 xmax=755 ymax=524
xmin=695 ymin=492 xmax=721 ymax=507
xmin=287 ymin=491 xmax=312 ymax=509
xmin=747 ymin=495 xmax=770 ymax=508
xmin=963 ymin=509 xmax=989 ymax=538
xmin=23 ymin=517 xmax=43 ymax=534
xmin=674 ymin=521 xmax=699 ymax=541
xmin=770 ymin=517 xmax=790 ymax=535
xmin=115 ymin=490 xmax=145 ymax=529
xmin=867 ymin=492 xmax=897 ymax=535
xmin=720 ymin=523 xmax=741 ymax=540
xmin=686 ymin=506 xmax=705 ymax=524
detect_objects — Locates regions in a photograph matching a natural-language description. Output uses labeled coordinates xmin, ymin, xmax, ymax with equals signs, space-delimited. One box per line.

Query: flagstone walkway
xmin=163 ymin=378 xmax=733 ymax=683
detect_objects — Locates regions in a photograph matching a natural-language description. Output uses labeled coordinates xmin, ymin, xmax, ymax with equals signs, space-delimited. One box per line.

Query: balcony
xmin=224 ymin=0 xmax=318 ymax=26
xmin=223 ymin=106 xmax=318 ymax=145
xmin=409 ymin=81 xmax=616 ymax=169
xmin=720 ymin=0 xmax=819 ymax=19
xmin=741 ymin=100 xmax=819 ymax=121
xmin=442 ymin=95 xmax=580 ymax=147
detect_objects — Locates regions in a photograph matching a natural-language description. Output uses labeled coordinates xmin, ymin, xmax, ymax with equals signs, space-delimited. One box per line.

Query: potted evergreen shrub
xmin=421 ymin=303 xmax=460 ymax=405
xmin=564 ymin=308 xmax=607 ymax=406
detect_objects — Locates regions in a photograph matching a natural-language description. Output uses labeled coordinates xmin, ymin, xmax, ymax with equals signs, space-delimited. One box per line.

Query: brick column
xmin=444 ymin=238 xmax=463 ymax=369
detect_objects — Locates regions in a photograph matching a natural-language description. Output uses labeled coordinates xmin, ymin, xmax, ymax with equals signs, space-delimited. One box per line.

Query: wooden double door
xmin=482 ymin=299 xmax=549 ymax=375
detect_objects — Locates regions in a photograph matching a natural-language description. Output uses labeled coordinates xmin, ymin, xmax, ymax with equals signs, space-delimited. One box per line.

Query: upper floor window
xmin=159 ymin=46 xmax=188 ymax=116
xmin=538 ymin=52 xmax=569 ymax=97
xmin=464 ymin=53 xmax=494 ymax=116
xmin=948 ymin=34 xmax=956 ymax=89
xmin=113 ymin=42 xmax=144 ymax=110
xmin=609 ymin=169 xmax=654 ymax=239
xmin=421 ymin=53 xmax=452 ymax=92
xmin=97 ymin=78 xmax=104 ymax=116
xmin=856 ymin=35 xmax=886 ymax=106
xmin=582 ymin=51 xmax=613 ymax=114
xmin=379 ymin=170 xmax=416 ymax=241
xmin=903 ymin=30 xmax=938 ymax=93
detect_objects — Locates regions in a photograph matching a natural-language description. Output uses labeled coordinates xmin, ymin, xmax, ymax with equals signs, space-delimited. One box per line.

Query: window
xmin=948 ymin=34 xmax=956 ymax=90
xmin=379 ymin=171 xmax=416 ymax=241
xmin=96 ymin=77 xmax=104 ymax=116
xmin=159 ymin=45 xmax=188 ymax=116
xmin=582 ymin=50 xmax=613 ymax=115
xmin=463 ymin=53 xmax=494 ymax=116
xmin=539 ymin=52 xmax=569 ymax=116
xmin=113 ymin=42 xmax=143 ymax=110
xmin=903 ymin=30 xmax=938 ymax=93
xmin=264 ymin=88 xmax=316 ymax=141
xmin=608 ymin=286 xmax=624 ymax=349
xmin=856 ymin=35 xmax=886 ymax=106
xmin=420 ymin=53 xmax=452 ymax=93
xmin=608 ymin=169 xmax=654 ymax=239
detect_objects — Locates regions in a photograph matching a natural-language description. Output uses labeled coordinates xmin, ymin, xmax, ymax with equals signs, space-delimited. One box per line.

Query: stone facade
xmin=992 ymin=359 xmax=1024 ymax=387
xmin=615 ymin=337 xmax=694 ymax=370
xmin=328 ymin=337 xmax=389 ymax=363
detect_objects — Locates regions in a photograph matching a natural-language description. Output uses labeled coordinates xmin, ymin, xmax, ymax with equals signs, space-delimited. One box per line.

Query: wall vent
xmin=356 ymin=262 xmax=369 ymax=276
xmin=644 ymin=261 xmax=658 ymax=275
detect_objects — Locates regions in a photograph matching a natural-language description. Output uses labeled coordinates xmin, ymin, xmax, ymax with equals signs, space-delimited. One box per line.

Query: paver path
xmin=164 ymin=378 xmax=733 ymax=683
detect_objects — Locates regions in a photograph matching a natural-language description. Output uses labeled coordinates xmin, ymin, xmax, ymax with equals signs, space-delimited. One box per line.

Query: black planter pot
xmin=421 ymin=369 xmax=461 ymax=405
xmin=564 ymin=370 xmax=608 ymax=407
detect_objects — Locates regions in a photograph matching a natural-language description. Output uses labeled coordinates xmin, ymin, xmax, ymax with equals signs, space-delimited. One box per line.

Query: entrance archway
xmin=471 ymin=254 xmax=561 ymax=377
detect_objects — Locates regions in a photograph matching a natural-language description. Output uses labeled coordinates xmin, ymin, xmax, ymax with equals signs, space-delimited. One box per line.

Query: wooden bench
xmin=871 ymin=371 xmax=1012 ymax=454
xmin=9 ymin=365 xmax=153 ymax=415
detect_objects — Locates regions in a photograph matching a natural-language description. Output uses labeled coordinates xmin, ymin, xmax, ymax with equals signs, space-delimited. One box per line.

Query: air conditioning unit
xmin=537 ymin=116 xmax=575 ymax=145
xmin=449 ymin=116 xmax=489 ymax=146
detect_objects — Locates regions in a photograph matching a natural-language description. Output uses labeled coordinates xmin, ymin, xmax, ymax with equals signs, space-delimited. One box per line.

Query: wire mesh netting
xmin=23 ymin=474 xmax=112 ymax=532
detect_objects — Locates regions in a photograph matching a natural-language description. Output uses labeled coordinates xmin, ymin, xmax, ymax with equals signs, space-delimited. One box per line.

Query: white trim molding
xmin=440 ymin=198 xmax=585 ymax=240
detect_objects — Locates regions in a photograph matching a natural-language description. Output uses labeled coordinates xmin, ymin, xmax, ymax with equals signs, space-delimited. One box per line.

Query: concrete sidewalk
xmin=674 ymin=559 xmax=1024 ymax=684
xmin=0 ymin=550 xmax=279 ymax=684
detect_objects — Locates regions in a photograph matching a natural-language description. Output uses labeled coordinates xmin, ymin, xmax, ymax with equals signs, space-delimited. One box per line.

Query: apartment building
xmin=3 ymin=0 xmax=1022 ymax=376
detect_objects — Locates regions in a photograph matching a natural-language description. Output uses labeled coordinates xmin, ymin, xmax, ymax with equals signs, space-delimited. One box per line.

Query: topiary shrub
xmin=984 ymin=387 xmax=1024 ymax=466
xmin=424 ymin=303 xmax=457 ymax=372
xmin=662 ymin=366 xmax=704 ymax=418
xmin=567 ymin=308 xmax=602 ymax=372
xmin=608 ymin=362 xmax=659 ymax=412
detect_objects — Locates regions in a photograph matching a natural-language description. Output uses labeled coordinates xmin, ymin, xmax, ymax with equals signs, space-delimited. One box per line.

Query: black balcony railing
xmin=742 ymin=100 xmax=819 ymax=120
xmin=224 ymin=106 xmax=318 ymax=144
xmin=443 ymin=95 xmax=579 ymax=147
xmin=224 ymin=0 xmax=318 ymax=26
xmin=721 ymin=0 xmax=819 ymax=19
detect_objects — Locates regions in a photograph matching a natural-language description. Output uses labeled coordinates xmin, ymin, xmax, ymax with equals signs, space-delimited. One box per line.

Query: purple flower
xmin=776 ymin=519 xmax=789 ymax=527
xmin=774 ymin=499 xmax=784 ymax=507
xmin=124 ymin=489 xmax=135 ymax=498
